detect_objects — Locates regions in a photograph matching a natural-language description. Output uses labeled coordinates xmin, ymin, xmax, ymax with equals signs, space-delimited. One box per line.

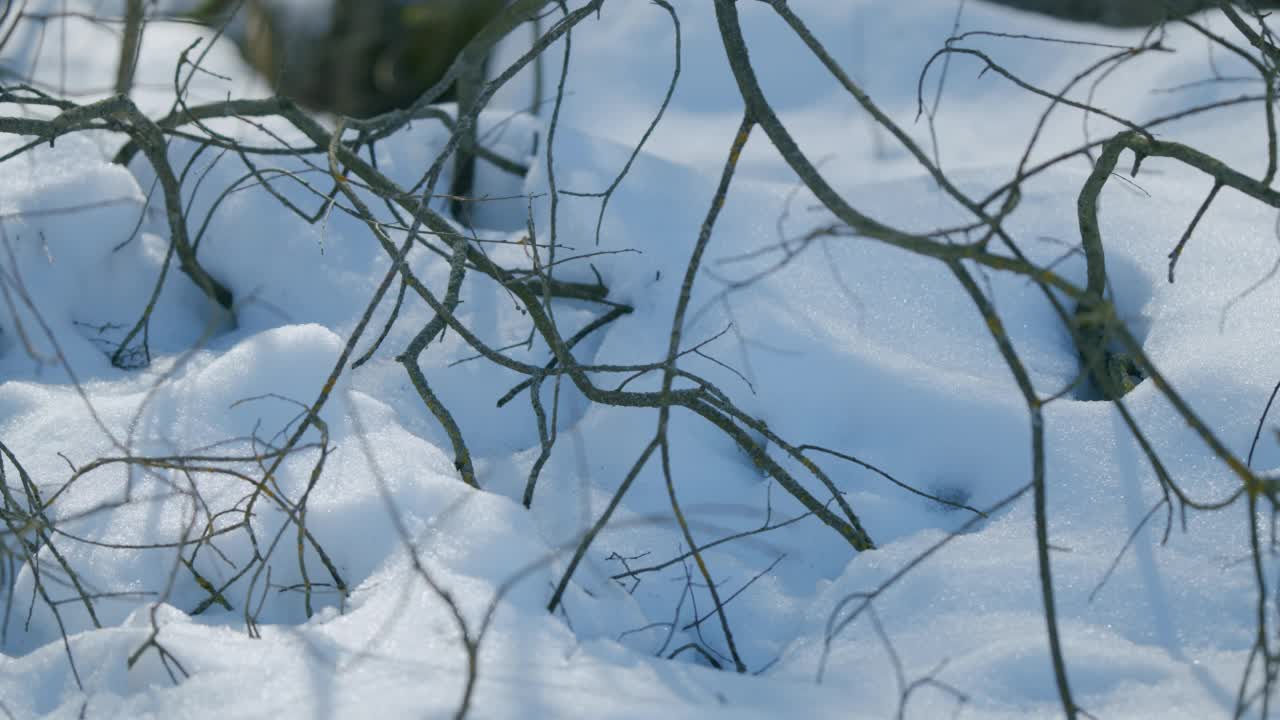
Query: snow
xmin=1 ymin=0 xmax=1279 ymax=718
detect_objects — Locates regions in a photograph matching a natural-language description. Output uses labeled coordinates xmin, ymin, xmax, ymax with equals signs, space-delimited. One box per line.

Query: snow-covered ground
xmin=1 ymin=1 xmax=1279 ymax=717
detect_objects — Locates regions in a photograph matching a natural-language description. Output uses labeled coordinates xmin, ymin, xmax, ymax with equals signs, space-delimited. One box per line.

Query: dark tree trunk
xmin=979 ymin=0 xmax=1280 ymax=26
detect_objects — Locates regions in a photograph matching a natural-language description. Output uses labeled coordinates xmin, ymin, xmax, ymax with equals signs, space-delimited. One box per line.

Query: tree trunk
xmin=979 ymin=0 xmax=1280 ymax=26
